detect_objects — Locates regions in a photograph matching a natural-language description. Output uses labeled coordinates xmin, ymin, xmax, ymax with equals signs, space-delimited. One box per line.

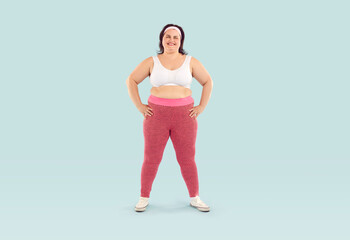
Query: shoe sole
xmin=134 ymin=203 xmax=149 ymax=212
xmin=190 ymin=203 xmax=210 ymax=212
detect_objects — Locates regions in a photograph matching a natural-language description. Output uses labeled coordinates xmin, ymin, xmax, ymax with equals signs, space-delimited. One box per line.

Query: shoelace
xmin=136 ymin=198 xmax=148 ymax=208
xmin=193 ymin=197 xmax=208 ymax=207
xmin=139 ymin=198 xmax=148 ymax=203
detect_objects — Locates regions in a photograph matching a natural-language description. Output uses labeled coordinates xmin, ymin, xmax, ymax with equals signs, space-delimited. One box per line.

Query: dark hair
xmin=157 ymin=24 xmax=188 ymax=55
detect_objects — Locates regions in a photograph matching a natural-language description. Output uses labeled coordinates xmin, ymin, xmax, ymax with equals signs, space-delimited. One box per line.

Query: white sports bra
xmin=150 ymin=54 xmax=193 ymax=89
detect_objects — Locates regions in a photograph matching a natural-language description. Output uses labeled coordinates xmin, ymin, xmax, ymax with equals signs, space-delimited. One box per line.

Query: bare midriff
xmin=150 ymin=85 xmax=192 ymax=99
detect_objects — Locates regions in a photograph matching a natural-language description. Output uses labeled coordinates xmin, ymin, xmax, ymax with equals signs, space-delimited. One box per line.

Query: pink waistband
xmin=148 ymin=95 xmax=194 ymax=106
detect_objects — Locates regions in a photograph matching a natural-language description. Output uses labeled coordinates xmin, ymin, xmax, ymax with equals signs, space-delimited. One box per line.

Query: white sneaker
xmin=190 ymin=196 xmax=210 ymax=212
xmin=134 ymin=197 xmax=149 ymax=212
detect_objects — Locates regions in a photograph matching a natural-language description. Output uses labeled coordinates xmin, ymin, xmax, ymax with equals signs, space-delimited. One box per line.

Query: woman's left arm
xmin=189 ymin=57 xmax=214 ymax=118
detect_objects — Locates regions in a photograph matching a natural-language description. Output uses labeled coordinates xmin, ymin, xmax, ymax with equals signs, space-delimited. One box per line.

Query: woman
xmin=126 ymin=24 xmax=213 ymax=212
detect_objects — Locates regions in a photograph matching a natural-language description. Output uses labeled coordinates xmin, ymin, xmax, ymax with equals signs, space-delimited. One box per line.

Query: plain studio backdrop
xmin=0 ymin=0 xmax=349 ymax=240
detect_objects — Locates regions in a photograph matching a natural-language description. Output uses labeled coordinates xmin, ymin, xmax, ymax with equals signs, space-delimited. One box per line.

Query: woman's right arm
xmin=126 ymin=57 xmax=153 ymax=116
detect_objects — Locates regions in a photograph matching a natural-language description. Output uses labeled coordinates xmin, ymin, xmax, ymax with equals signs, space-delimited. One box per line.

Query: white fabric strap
xmin=164 ymin=26 xmax=181 ymax=37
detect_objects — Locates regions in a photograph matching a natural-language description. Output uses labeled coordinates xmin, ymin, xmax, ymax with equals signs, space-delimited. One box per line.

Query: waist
xmin=150 ymin=85 xmax=192 ymax=98
xmin=148 ymin=94 xmax=194 ymax=106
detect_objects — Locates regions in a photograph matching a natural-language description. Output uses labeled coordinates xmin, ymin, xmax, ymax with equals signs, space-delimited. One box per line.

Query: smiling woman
xmin=126 ymin=23 xmax=213 ymax=213
xmin=150 ymin=25 xmax=192 ymax=99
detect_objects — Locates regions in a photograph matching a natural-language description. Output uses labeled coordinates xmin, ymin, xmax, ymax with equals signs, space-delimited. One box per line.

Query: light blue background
xmin=0 ymin=0 xmax=349 ymax=239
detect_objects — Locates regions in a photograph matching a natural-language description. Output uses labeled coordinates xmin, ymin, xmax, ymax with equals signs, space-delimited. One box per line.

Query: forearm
xmin=199 ymin=80 xmax=213 ymax=108
xmin=126 ymin=78 xmax=143 ymax=110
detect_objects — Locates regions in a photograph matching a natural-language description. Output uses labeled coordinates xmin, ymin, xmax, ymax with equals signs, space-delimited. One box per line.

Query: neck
xmin=162 ymin=51 xmax=181 ymax=58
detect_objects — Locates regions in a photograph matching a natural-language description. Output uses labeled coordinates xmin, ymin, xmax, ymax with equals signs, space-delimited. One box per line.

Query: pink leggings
xmin=141 ymin=94 xmax=199 ymax=198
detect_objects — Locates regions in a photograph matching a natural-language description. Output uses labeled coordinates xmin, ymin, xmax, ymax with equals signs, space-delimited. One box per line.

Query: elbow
xmin=203 ymin=78 xmax=213 ymax=87
xmin=126 ymin=76 xmax=136 ymax=86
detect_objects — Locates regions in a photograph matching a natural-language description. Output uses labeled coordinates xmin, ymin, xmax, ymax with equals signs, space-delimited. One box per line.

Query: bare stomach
xmin=150 ymin=85 xmax=192 ymax=99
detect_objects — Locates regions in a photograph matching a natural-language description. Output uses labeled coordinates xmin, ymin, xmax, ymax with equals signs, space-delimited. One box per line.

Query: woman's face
xmin=162 ymin=29 xmax=181 ymax=53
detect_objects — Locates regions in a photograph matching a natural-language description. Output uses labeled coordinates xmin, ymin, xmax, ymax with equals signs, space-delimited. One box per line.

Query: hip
xmin=144 ymin=95 xmax=196 ymax=122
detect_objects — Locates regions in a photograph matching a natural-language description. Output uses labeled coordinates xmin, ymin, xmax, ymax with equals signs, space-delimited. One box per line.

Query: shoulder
xmin=189 ymin=55 xmax=198 ymax=63
xmin=146 ymin=56 xmax=154 ymax=62
xmin=141 ymin=56 xmax=155 ymax=67
xmin=134 ymin=57 xmax=154 ymax=74
xmin=189 ymin=55 xmax=201 ymax=67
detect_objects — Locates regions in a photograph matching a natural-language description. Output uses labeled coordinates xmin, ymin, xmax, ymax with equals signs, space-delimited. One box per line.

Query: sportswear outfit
xmin=135 ymin=54 xmax=210 ymax=212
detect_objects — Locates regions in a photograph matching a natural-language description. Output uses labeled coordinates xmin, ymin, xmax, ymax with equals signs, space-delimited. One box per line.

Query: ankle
xmin=190 ymin=196 xmax=199 ymax=201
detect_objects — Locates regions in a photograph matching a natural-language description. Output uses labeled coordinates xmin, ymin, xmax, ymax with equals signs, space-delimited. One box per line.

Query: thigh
xmin=143 ymin=103 xmax=171 ymax=156
xmin=169 ymin=103 xmax=198 ymax=154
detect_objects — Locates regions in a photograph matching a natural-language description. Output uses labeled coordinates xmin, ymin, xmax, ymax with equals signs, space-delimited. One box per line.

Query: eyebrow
xmin=165 ymin=34 xmax=179 ymax=37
